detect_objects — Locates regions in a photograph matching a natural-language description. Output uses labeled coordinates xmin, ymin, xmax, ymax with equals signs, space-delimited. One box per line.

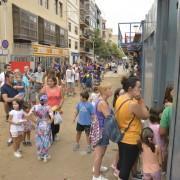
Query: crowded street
xmin=0 ymin=68 xmax=125 ymax=180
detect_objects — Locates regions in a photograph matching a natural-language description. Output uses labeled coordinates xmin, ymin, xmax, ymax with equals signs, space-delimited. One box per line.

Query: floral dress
xmin=31 ymin=104 xmax=53 ymax=157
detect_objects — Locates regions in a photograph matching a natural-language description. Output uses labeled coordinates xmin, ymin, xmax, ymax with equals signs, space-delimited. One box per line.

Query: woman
xmin=41 ymin=76 xmax=64 ymax=141
xmin=115 ymin=76 xmax=149 ymax=180
xmin=92 ymin=82 xmax=112 ymax=180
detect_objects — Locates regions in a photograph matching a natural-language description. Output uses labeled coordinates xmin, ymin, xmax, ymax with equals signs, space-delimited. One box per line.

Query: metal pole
xmin=93 ymin=40 xmax=95 ymax=62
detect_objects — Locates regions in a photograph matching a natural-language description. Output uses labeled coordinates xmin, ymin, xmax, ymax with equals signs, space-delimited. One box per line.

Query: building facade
xmin=67 ymin=0 xmax=80 ymax=65
xmin=0 ymin=0 xmax=68 ymax=71
xmin=80 ymin=0 xmax=101 ymax=62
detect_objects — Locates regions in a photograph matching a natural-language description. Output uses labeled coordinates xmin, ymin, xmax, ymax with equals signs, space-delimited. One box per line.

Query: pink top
xmin=141 ymin=144 xmax=161 ymax=174
xmin=43 ymin=85 xmax=62 ymax=107
xmin=149 ymin=122 xmax=165 ymax=148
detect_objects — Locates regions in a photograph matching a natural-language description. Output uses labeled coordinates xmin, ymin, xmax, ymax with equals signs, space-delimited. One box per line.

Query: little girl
xmin=29 ymin=93 xmax=53 ymax=162
xmin=22 ymin=102 xmax=33 ymax=146
xmin=140 ymin=127 xmax=162 ymax=180
xmin=8 ymin=100 xmax=25 ymax=158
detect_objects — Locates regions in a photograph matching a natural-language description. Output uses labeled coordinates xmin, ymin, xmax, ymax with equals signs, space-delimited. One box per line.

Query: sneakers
xmin=7 ymin=138 xmax=13 ymax=146
xmin=14 ymin=151 xmax=22 ymax=158
xmin=73 ymin=143 xmax=80 ymax=151
xmin=86 ymin=145 xmax=92 ymax=153
xmin=92 ymin=175 xmax=108 ymax=180
xmin=43 ymin=154 xmax=51 ymax=163
xmin=92 ymin=166 xmax=108 ymax=173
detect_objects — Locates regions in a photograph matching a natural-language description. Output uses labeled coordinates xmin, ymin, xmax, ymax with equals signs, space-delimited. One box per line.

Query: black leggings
xmin=117 ymin=142 xmax=139 ymax=180
xmin=51 ymin=122 xmax=60 ymax=141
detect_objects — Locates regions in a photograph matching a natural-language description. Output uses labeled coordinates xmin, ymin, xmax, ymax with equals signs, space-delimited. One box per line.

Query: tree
xmin=92 ymin=29 xmax=125 ymax=61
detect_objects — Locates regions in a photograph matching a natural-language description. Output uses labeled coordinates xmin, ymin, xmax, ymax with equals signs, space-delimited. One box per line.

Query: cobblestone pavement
xmin=0 ymin=74 xmax=123 ymax=180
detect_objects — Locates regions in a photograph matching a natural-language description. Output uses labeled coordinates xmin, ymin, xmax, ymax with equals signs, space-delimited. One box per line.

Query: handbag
xmin=89 ymin=115 xmax=103 ymax=147
xmin=54 ymin=112 xmax=63 ymax=125
xmin=104 ymin=99 xmax=135 ymax=143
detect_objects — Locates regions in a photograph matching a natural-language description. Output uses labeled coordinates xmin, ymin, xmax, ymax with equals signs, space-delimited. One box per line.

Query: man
xmin=0 ymin=64 xmax=11 ymax=88
xmin=1 ymin=71 xmax=23 ymax=145
xmin=34 ymin=66 xmax=44 ymax=101
xmin=23 ymin=66 xmax=35 ymax=102
xmin=66 ymin=65 xmax=75 ymax=96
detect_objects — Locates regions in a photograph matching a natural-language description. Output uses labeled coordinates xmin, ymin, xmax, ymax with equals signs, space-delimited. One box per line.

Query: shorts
xmin=67 ymin=82 xmax=75 ymax=88
xmin=143 ymin=170 xmax=161 ymax=180
xmin=11 ymin=131 xmax=23 ymax=138
xmin=96 ymin=131 xmax=109 ymax=147
xmin=76 ymin=123 xmax=90 ymax=134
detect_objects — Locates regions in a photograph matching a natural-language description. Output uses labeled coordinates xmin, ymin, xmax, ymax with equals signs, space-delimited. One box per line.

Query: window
xmin=39 ymin=0 xmax=43 ymax=6
xmin=44 ymin=0 xmax=49 ymax=9
xmin=75 ymin=26 xmax=78 ymax=35
xmin=75 ymin=41 xmax=78 ymax=50
xmin=55 ymin=0 xmax=58 ymax=15
xmin=59 ymin=2 xmax=63 ymax=17
xmin=69 ymin=39 xmax=71 ymax=48
xmin=68 ymin=22 xmax=71 ymax=32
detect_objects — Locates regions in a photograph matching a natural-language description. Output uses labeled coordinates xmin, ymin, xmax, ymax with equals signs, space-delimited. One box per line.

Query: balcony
xmin=80 ymin=18 xmax=89 ymax=28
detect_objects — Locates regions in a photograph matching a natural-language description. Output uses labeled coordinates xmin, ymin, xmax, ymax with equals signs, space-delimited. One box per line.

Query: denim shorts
xmin=96 ymin=131 xmax=109 ymax=147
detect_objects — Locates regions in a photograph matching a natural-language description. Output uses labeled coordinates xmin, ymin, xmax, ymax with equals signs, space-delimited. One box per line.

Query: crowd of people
xmin=0 ymin=61 xmax=173 ymax=180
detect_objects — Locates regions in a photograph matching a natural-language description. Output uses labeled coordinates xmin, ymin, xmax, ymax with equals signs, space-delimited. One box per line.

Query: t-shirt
xmin=141 ymin=144 xmax=161 ymax=174
xmin=1 ymin=84 xmax=18 ymax=110
xmin=76 ymin=102 xmax=94 ymax=125
xmin=0 ymin=72 xmax=5 ymax=87
xmin=90 ymin=92 xmax=100 ymax=107
xmin=66 ymin=69 xmax=75 ymax=83
xmin=9 ymin=110 xmax=25 ymax=132
xmin=160 ymin=106 xmax=173 ymax=129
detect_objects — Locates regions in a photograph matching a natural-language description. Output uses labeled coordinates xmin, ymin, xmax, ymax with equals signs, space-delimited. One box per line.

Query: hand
xmin=14 ymin=94 xmax=23 ymax=101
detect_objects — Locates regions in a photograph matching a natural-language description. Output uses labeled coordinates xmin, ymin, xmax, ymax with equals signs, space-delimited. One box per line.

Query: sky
xmin=96 ymin=0 xmax=154 ymax=35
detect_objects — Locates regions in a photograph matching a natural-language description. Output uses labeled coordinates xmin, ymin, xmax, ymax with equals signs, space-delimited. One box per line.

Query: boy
xmin=73 ymin=91 xmax=94 ymax=153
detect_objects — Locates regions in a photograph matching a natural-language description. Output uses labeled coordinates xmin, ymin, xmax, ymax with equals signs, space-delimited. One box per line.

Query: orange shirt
xmin=42 ymin=85 xmax=62 ymax=107
xmin=115 ymin=94 xmax=142 ymax=145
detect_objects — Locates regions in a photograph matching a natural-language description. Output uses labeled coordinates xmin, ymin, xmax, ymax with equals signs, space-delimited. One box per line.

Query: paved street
xmin=0 ymin=73 xmax=123 ymax=180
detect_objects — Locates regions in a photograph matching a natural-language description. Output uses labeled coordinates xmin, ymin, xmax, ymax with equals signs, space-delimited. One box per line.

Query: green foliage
xmin=92 ymin=29 xmax=125 ymax=61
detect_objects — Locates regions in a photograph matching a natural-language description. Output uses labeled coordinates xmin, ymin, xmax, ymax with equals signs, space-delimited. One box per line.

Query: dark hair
xmin=113 ymin=88 xmax=121 ymax=108
xmin=5 ymin=71 xmax=13 ymax=78
xmin=93 ymin=86 xmax=99 ymax=92
xmin=121 ymin=76 xmax=140 ymax=92
xmin=164 ymin=84 xmax=174 ymax=104
xmin=22 ymin=102 xmax=31 ymax=111
xmin=140 ymin=127 xmax=155 ymax=153
xmin=4 ymin=64 xmax=11 ymax=69
xmin=149 ymin=108 xmax=162 ymax=123
xmin=47 ymin=76 xmax=57 ymax=85
xmin=80 ymin=91 xmax=89 ymax=100
xmin=12 ymin=100 xmax=23 ymax=110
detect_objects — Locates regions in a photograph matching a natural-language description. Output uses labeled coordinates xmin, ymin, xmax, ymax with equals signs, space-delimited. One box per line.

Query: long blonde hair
xmin=98 ymin=82 xmax=111 ymax=95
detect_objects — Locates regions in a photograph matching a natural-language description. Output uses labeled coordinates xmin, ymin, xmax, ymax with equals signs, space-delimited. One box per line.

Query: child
xmin=29 ymin=93 xmax=53 ymax=162
xmin=149 ymin=108 xmax=167 ymax=174
xmin=89 ymin=86 xmax=100 ymax=107
xmin=73 ymin=91 xmax=94 ymax=153
xmin=8 ymin=100 xmax=25 ymax=158
xmin=22 ymin=102 xmax=33 ymax=146
xmin=140 ymin=127 xmax=162 ymax=180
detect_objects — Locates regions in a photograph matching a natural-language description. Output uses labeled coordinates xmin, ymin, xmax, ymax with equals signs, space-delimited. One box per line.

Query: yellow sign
xmin=32 ymin=44 xmax=68 ymax=57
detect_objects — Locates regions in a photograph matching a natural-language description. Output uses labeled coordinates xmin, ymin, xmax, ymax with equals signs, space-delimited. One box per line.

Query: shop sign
xmin=32 ymin=44 xmax=64 ymax=57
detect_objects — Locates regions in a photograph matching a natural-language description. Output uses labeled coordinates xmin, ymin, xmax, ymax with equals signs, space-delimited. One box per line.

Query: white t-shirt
xmin=0 ymin=72 xmax=5 ymax=87
xmin=66 ymin=69 xmax=75 ymax=83
xmin=90 ymin=92 xmax=100 ymax=106
xmin=9 ymin=110 xmax=25 ymax=133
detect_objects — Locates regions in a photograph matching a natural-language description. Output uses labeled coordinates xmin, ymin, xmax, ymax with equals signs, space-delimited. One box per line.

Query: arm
xmin=130 ymin=99 xmax=149 ymax=120
xmin=73 ymin=109 xmax=78 ymax=123
xmin=2 ymin=94 xmax=22 ymax=103
xmin=98 ymin=101 xmax=110 ymax=118
xmin=157 ymin=146 xmax=162 ymax=167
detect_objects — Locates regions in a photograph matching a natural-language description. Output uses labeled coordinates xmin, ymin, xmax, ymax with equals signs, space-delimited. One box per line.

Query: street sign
xmin=2 ymin=40 xmax=9 ymax=49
